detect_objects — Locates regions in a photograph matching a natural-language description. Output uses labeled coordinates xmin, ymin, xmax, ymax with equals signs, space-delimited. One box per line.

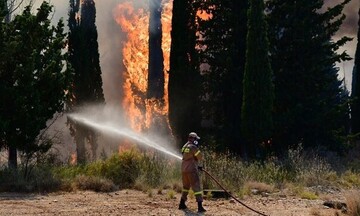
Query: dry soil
xmin=0 ymin=188 xmax=353 ymax=216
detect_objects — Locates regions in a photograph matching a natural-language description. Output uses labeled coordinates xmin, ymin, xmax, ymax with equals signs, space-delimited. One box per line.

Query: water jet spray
xmin=67 ymin=113 xmax=182 ymax=160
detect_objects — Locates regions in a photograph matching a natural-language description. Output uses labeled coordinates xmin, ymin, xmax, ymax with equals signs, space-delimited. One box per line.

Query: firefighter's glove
xmin=198 ymin=166 xmax=203 ymax=171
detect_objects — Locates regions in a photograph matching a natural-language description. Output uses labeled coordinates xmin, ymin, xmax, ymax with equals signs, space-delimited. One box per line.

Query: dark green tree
xmin=241 ymin=0 xmax=274 ymax=158
xmin=168 ymin=0 xmax=201 ymax=145
xmin=67 ymin=0 xmax=105 ymax=164
xmin=0 ymin=0 xmax=6 ymax=150
xmin=0 ymin=2 xmax=72 ymax=169
xmin=351 ymin=9 xmax=360 ymax=136
xmin=266 ymin=0 xmax=352 ymax=152
xmin=196 ymin=0 xmax=248 ymax=155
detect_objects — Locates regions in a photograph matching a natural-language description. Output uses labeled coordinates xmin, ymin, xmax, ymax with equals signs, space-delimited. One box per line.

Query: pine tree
xmin=168 ymin=0 xmax=201 ymax=145
xmin=67 ymin=0 xmax=105 ymax=164
xmin=267 ymin=0 xmax=352 ymax=152
xmin=241 ymin=0 xmax=274 ymax=158
xmin=351 ymin=9 xmax=360 ymax=136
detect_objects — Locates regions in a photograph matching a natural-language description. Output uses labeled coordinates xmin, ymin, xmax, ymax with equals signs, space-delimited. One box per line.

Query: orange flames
xmin=196 ymin=8 xmax=213 ymax=21
xmin=70 ymin=153 xmax=77 ymax=165
xmin=113 ymin=1 xmax=172 ymax=132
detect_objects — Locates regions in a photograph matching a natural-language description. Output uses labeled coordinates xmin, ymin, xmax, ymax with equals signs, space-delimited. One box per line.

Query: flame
xmin=118 ymin=139 xmax=134 ymax=154
xmin=196 ymin=8 xmax=213 ymax=21
xmin=113 ymin=1 xmax=172 ymax=132
xmin=70 ymin=153 xmax=77 ymax=165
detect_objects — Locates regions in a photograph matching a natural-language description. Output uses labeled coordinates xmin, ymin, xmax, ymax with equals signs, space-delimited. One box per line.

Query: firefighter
xmin=178 ymin=132 xmax=206 ymax=213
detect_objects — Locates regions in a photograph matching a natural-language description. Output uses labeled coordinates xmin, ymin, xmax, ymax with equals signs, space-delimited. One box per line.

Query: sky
xmin=28 ymin=0 xmax=359 ymax=94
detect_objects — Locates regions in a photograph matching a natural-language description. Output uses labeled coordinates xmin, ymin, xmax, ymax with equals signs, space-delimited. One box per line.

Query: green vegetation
xmin=0 ymin=2 xmax=72 ymax=169
xmin=242 ymin=0 xmax=274 ymax=158
xmin=0 ymin=147 xmax=359 ymax=204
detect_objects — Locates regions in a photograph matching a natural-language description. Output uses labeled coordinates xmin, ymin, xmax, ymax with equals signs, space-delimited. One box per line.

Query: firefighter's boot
xmin=197 ymin=201 xmax=206 ymax=213
xmin=178 ymin=199 xmax=187 ymax=210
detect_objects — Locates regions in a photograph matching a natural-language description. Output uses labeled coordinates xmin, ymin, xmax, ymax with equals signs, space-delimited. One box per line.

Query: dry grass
xmin=73 ymin=175 xmax=116 ymax=192
xmin=345 ymin=190 xmax=360 ymax=216
xmin=309 ymin=208 xmax=322 ymax=216
xmin=245 ymin=181 xmax=274 ymax=194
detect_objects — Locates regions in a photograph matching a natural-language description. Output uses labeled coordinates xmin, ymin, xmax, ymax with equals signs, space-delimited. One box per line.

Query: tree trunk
xmin=76 ymin=126 xmax=86 ymax=164
xmin=8 ymin=146 xmax=17 ymax=169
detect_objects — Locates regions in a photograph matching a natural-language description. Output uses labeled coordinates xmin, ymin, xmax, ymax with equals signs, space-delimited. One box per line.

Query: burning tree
xmin=67 ymin=0 xmax=105 ymax=164
xmin=113 ymin=1 xmax=172 ymax=136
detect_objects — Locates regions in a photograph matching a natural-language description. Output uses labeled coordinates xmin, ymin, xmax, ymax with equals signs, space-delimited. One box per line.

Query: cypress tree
xmin=168 ymin=0 xmax=201 ymax=145
xmin=351 ymin=9 xmax=360 ymax=136
xmin=196 ymin=0 xmax=248 ymax=155
xmin=67 ymin=0 xmax=105 ymax=163
xmin=241 ymin=0 xmax=274 ymax=158
xmin=148 ymin=0 xmax=164 ymax=100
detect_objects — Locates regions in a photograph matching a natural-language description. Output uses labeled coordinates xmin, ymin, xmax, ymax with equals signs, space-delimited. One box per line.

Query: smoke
xmin=324 ymin=0 xmax=359 ymax=89
xmin=331 ymin=0 xmax=359 ymax=36
xmin=94 ymin=0 xmax=126 ymax=106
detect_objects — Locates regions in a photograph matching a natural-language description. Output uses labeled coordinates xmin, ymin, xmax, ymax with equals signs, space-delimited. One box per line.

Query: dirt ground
xmin=0 ymin=188 xmax=353 ymax=216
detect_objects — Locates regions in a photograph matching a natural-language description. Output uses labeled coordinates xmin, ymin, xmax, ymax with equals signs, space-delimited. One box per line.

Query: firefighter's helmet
xmin=188 ymin=132 xmax=200 ymax=140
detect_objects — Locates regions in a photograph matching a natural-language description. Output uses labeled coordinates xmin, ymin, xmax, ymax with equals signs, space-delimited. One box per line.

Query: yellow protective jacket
xmin=181 ymin=141 xmax=201 ymax=173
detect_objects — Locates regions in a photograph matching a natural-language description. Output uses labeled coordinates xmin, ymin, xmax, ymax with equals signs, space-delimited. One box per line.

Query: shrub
xmin=131 ymin=152 xmax=181 ymax=190
xmin=284 ymin=144 xmax=333 ymax=186
xmin=299 ymin=190 xmax=318 ymax=200
xmin=167 ymin=189 xmax=176 ymax=199
xmin=0 ymin=166 xmax=62 ymax=192
xmin=0 ymin=168 xmax=29 ymax=192
xmin=101 ymin=150 xmax=142 ymax=188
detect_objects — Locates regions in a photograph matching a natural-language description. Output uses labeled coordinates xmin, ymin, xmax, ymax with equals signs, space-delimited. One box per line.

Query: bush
xmin=284 ymin=144 xmax=333 ymax=186
xmin=101 ymin=150 xmax=142 ymax=188
xmin=137 ymin=153 xmax=180 ymax=188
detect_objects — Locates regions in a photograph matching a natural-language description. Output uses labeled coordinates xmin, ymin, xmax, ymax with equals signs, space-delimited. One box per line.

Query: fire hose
xmin=202 ymin=168 xmax=269 ymax=216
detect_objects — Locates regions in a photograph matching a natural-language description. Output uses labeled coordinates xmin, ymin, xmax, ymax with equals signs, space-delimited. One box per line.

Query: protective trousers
xmin=181 ymin=171 xmax=203 ymax=202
